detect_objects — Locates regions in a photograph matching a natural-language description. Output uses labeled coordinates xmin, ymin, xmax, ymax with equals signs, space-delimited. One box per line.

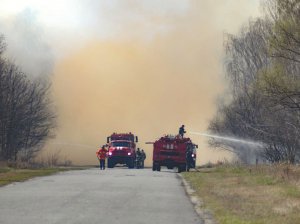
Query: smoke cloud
xmin=0 ymin=0 xmax=260 ymax=165
xmin=0 ymin=9 xmax=53 ymax=77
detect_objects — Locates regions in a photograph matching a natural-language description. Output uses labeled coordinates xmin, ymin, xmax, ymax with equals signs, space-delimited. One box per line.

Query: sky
xmin=0 ymin=0 xmax=261 ymax=165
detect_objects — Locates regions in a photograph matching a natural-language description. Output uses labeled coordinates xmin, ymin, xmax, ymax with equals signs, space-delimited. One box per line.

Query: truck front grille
xmin=113 ymin=152 xmax=126 ymax=156
xmin=160 ymin=151 xmax=179 ymax=156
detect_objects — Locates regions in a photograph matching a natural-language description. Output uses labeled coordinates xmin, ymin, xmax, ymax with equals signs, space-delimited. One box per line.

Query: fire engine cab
xmin=107 ymin=133 xmax=138 ymax=168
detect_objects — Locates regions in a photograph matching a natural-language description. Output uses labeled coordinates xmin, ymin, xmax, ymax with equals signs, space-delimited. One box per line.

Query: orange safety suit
xmin=96 ymin=148 xmax=107 ymax=160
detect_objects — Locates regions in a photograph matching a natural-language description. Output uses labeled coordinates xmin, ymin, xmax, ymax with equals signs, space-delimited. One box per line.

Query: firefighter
xmin=136 ymin=148 xmax=142 ymax=168
xmin=179 ymin=125 xmax=186 ymax=138
xmin=136 ymin=148 xmax=142 ymax=157
xmin=96 ymin=145 xmax=108 ymax=170
xmin=186 ymin=146 xmax=194 ymax=171
xmin=141 ymin=149 xmax=146 ymax=168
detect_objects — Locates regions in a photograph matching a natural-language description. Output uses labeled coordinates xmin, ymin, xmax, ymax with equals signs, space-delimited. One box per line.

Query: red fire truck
xmin=152 ymin=135 xmax=197 ymax=173
xmin=106 ymin=133 xmax=138 ymax=168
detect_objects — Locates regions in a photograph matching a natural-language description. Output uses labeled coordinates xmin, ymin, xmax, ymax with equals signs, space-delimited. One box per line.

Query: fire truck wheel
xmin=152 ymin=163 xmax=156 ymax=171
xmin=178 ymin=164 xmax=186 ymax=173
xmin=178 ymin=166 xmax=182 ymax=173
xmin=128 ymin=158 xmax=135 ymax=169
xmin=108 ymin=159 xmax=114 ymax=168
xmin=157 ymin=165 xmax=161 ymax=171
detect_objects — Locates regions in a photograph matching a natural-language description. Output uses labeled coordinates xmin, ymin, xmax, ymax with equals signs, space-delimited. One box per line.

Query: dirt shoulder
xmin=182 ymin=165 xmax=300 ymax=224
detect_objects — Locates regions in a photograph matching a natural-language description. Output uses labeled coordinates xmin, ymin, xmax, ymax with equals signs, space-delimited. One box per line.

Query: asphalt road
xmin=0 ymin=167 xmax=202 ymax=224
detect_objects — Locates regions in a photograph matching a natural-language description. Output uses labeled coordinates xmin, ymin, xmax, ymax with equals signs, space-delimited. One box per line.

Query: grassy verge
xmin=182 ymin=165 xmax=300 ymax=224
xmin=0 ymin=167 xmax=87 ymax=187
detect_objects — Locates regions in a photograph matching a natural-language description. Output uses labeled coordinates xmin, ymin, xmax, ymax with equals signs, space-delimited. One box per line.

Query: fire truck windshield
xmin=112 ymin=142 xmax=130 ymax=147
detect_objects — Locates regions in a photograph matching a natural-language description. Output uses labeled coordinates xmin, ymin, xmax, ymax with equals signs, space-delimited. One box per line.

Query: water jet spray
xmin=50 ymin=142 xmax=96 ymax=149
xmin=189 ymin=132 xmax=263 ymax=146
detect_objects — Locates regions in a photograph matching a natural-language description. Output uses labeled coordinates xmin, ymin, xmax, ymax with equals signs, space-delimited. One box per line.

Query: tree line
xmin=209 ymin=0 xmax=300 ymax=164
xmin=0 ymin=35 xmax=55 ymax=162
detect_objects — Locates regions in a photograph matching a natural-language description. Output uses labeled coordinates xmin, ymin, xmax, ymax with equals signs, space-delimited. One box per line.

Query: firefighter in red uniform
xmin=96 ymin=145 xmax=108 ymax=170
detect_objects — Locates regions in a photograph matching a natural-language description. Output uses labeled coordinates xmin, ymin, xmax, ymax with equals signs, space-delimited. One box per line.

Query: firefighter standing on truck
xmin=96 ymin=145 xmax=107 ymax=170
xmin=179 ymin=125 xmax=186 ymax=138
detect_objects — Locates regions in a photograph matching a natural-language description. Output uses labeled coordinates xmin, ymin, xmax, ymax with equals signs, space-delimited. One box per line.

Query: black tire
xmin=157 ymin=165 xmax=161 ymax=171
xmin=178 ymin=164 xmax=186 ymax=173
xmin=178 ymin=166 xmax=182 ymax=173
xmin=128 ymin=158 xmax=135 ymax=169
xmin=108 ymin=158 xmax=114 ymax=168
xmin=152 ymin=163 xmax=156 ymax=171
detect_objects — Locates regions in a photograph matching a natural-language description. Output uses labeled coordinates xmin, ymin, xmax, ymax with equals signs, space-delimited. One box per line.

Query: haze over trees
xmin=0 ymin=35 xmax=55 ymax=162
xmin=209 ymin=0 xmax=300 ymax=164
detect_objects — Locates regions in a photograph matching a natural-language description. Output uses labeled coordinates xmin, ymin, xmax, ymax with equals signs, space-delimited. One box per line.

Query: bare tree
xmin=208 ymin=19 xmax=272 ymax=163
xmin=208 ymin=1 xmax=300 ymax=164
xmin=264 ymin=0 xmax=300 ymax=63
xmin=0 ymin=35 xmax=6 ymax=55
xmin=0 ymin=35 xmax=56 ymax=162
xmin=259 ymin=0 xmax=300 ymax=111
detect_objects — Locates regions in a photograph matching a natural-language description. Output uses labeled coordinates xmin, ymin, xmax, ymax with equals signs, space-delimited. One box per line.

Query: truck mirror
xmin=107 ymin=137 xmax=110 ymax=144
xmin=136 ymin=136 xmax=138 ymax=142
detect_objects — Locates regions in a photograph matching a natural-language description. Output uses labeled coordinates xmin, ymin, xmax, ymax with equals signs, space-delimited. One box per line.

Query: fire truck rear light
xmin=192 ymin=154 xmax=195 ymax=158
xmin=108 ymin=152 xmax=112 ymax=156
xmin=128 ymin=152 xmax=131 ymax=156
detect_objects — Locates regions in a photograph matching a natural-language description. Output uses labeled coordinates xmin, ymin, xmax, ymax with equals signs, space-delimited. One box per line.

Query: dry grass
xmin=0 ymin=167 xmax=88 ymax=187
xmin=183 ymin=164 xmax=300 ymax=224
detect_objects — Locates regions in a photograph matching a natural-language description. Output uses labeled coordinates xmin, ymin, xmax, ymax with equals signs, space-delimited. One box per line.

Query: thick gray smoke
xmin=0 ymin=0 xmax=261 ymax=165
xmin=0 ymin=8 xmax=53 ymax=77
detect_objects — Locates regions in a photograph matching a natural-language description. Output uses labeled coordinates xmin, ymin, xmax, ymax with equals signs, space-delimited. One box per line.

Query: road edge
xmin=178 ymin=173 xmax=217 ymax=224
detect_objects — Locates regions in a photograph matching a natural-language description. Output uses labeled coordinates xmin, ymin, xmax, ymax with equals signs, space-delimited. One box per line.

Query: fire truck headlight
xmin=191 ymin=154 xmax=195 ymax=158
xmin=128 ymin=152 xmax=131 ymax=156
xmin=108 ymin=152 xmax=112 ymax=156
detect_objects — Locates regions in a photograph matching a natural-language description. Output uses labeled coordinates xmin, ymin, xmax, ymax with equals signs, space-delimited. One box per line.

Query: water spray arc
xmin=50 ymin=142 xmax=97 ymax=149
xmin=189 ymin=132 xmax=263 ymax=146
